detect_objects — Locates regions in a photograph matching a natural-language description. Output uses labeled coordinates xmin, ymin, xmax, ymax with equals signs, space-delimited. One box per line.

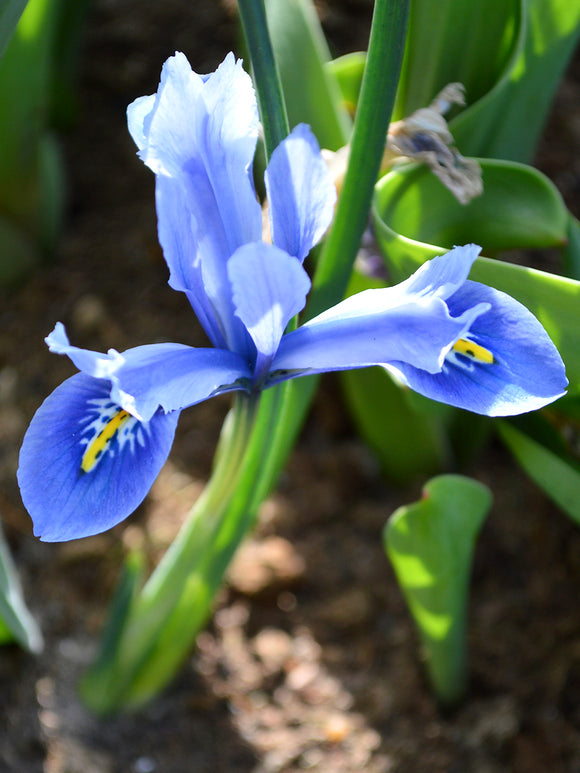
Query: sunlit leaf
xmin=375 ymin=159 xmax=567 ymax=253
xmin=385 ymin=475 xmax=492 ymax=705
xmin=393 ymin=0 xmax=521 ymax=121
xmin=326 ymin=51 xmax=366 ymax=118
xmin=452 ymin=0 xmax=580 ymax=161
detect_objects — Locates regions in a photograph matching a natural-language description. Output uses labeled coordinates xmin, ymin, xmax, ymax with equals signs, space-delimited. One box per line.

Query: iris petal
xmin=127 ymin=51 xmax=261 ymax=356
xmin=397 ymin=243 xmax=481 ymax=300
xmin=155 ymin=176 xmax=226 ymax=348
xmin=46 ymin=322 xmax=122 ymax=379
xmin=386 ymin=280 xmax=568 ymax=415
xmin=228 ymin=243 xmax=310 ymax=381
xmin=265 ymin=124 xmax=337 ymax=262
xmin=17 ymin=374 xmax=180 ymax=542
xmin=112 ymin=342 xmax=251 ymax=421
xmin=270 ymin=287 xmax=488 ymax=379
xmin=43 ymin=324 xmax=252 ymax=422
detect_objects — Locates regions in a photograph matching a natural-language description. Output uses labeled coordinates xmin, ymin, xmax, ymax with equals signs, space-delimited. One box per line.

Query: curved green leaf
xmin=375 ymin=159 xmax=567 ymax=252
xmin=452 ymin=0 xmax=580 ymax=161
xmin=385 ymin=474 xmax=492 ymax=705
xmin=392 ymin=0 xmax=580 ymax=162
xmin=393 ymin=0 xmax=522 ymax=121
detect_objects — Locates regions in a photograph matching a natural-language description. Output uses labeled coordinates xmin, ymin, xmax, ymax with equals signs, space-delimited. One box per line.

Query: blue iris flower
xmin=17 ymin=53 xmax=567 ymax=542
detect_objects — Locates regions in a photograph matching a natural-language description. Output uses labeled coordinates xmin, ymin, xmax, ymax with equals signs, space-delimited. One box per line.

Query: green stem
xmin=307 ymin=0 xmax=411 ymax=318
xmin=81 ymin=392 xmax=260 ymax=712
xmin=238 ymin=0 xmax=289 ymax=157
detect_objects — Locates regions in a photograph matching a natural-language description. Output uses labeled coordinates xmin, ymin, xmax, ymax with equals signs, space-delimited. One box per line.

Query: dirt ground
xmin=2 ymin=1 xmax=580 ymax=771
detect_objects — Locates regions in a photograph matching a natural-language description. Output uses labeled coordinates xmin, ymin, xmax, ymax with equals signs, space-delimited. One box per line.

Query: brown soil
xmin=2 ymin=2 xmax=580 ymax=772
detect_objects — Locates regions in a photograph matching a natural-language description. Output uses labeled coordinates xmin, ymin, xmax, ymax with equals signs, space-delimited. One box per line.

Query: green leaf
xmin=562 ymin=215 xmax=580 ymax=281
xmin=498 ymin=419 xmax=580 ymax=526
xmin=393 ymin=0 xmax=521 ymax=122
xmin=452 ymin=0 xmax=580 ymax=161
xmin=0 ymin=521 xmax=42 ymax=653
xmin=326 ymin=51 xmax=366 ymax=118
xmin=0 ymin=0 xmax=28 ymax=60
xmin=384 ymin=475 xmax=492 ymax=705
xmin=392 ymin=0 xmax=580 ymax=162
xmin=265 ymin=0 xmax=351 ymax=150
xmin=373 ymin=161 xmax=580 ymax=393
xmin=341 ymin=367 xmax=453 ymax=484
xmin=0 ymin=0 xmax=66 ymax=271
xmin=375 ymin=159 xmax=568 ymax=253
xmin=239 ymin=0 xmax=289 ymax=159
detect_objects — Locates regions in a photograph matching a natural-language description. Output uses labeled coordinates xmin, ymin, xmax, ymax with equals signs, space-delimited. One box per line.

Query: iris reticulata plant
xmin=17 ymin=52 xmax=567 ymax=544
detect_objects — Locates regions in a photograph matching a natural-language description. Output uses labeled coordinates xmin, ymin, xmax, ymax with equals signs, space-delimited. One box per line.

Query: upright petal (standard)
xmin=265 ymin=124 xmax=337 ymax=262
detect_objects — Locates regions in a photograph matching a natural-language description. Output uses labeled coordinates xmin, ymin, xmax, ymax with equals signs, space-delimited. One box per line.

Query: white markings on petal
xmin=79 ymin=397 xmax=150 ymax=473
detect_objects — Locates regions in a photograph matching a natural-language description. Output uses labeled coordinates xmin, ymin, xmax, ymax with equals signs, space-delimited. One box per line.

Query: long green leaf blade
xmin=499 ymin=420 xmax=580 ymax=525
xmin=265 ymin=0 xmax=351 ymax=150
xmin=0 ymin=522 xmax=42 ymax=653
xmin=0 ymin=0 xmax=28 ymax=59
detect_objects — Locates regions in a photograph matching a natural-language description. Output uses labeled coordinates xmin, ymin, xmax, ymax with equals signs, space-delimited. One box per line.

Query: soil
xmin=2 ymin=1 xmax=580 ymax=772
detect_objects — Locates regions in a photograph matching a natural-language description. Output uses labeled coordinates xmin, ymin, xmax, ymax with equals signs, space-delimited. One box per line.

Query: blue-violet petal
xmin=18 ymin=374 xmax=180 ymax=542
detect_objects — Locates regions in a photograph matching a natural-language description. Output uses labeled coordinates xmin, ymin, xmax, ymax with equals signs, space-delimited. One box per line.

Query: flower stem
xmin=80 ymin=392 xmax=260 ymax=713
xmin=307 ymin=0 xmax=411 ymax=318
xmin=238 ymin=0 xmax=289 ymax=157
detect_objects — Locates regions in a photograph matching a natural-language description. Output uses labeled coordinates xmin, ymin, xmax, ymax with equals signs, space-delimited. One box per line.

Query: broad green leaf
xmin=498 ymin=419 xmax=580 ymax=525
xmin=0 ymin=0 xmax=28 ymax=60
xmin=373 ymin=162 xmax=580 ymax=393
xmin=0 ymin=522 xmax=42 ymax=653
xmin=265 ymin=0 xmax=351 ymax=150
xmin=385 ymin=475 xmax=492 ymax=705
